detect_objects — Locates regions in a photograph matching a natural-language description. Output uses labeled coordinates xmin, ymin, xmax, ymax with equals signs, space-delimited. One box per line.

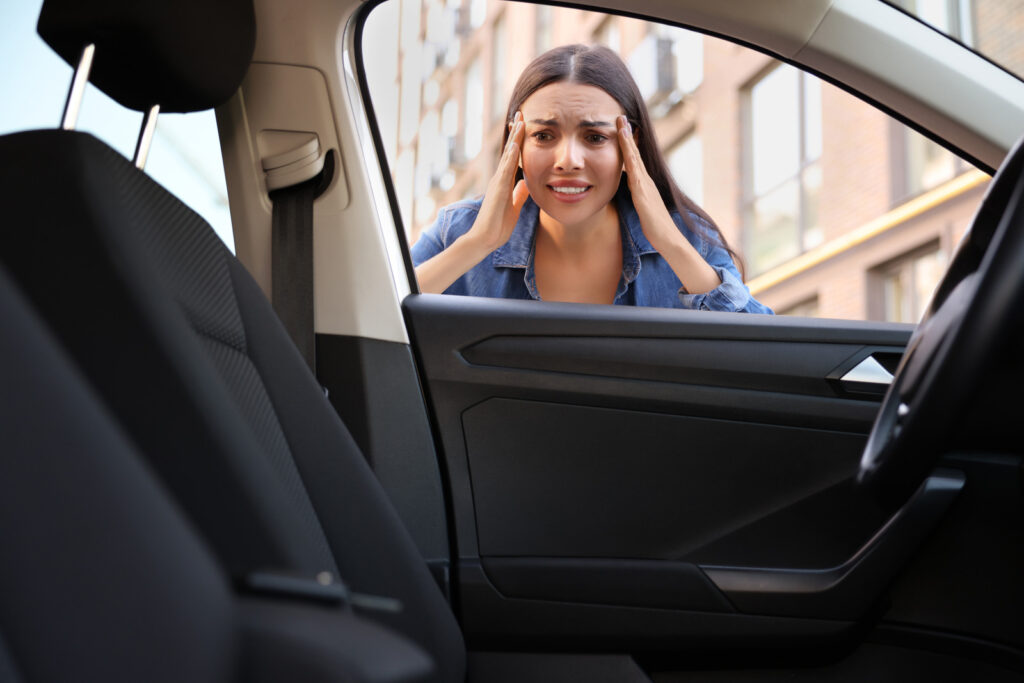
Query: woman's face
xmin=518 ymin=81 xmax=626 ymax=230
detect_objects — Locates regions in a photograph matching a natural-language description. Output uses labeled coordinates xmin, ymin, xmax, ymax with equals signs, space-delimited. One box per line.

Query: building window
xmin=490 ymin=16 xmax=507 ymax=121
xmin=745 ymin=64 xmax=823 ymax=276
xmin=594 ymin=17 xmax=620 ymax=54
xmin=469 ymin=0 xmax=487 ymax=30
xmin=667 ymin=133 xmax=703 ymax=207
xmin=463 ymin=57 xmax=483 ymax=160
xmin=778 ymin=297 xmax=819 ymax=318
xmin=535 ymin=5 xmax=553 ymax=54
xmin=890 ymin=0 xmax=974 ymax=44
xmin=872 ymin=244 xmax=947 ymax=323
xmin=628 ymin=26 xmax=702 ymax=116
xmin=666 ymin=26 xmax=703 ymax=95
xmin=897 ymin=127 xmax=968 ymax=200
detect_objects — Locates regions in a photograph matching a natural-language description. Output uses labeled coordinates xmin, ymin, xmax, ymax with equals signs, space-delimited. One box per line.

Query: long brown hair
xmin=502 ymin=43 xmax=742 ymax=273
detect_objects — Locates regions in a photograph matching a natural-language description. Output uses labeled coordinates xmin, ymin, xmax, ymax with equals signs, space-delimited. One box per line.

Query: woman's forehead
xmin=521 ymin=82 xmax=623 ymax=124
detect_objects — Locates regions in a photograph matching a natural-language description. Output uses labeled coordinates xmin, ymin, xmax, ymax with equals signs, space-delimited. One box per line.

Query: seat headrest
xmin=37 ymin=0 xmax=256 ymax=113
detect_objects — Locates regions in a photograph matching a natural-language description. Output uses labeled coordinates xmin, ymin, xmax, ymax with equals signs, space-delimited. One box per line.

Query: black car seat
xmin=0 ymin=266 xmax=235 ymax=683
xmin=0 ymin=0 xmax=465 ymax=680
xmin=0 ymin=264 xmax=437 ymax=683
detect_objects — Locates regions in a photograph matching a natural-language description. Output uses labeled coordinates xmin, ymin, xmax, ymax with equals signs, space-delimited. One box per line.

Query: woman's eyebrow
xmin=527 ymin=118 xmax=614 ymax=128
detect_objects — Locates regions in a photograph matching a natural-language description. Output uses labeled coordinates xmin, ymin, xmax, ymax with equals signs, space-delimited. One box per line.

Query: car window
xmin=0 ymin=0 xmax=235 ymax=252
xmin=363 ymin=0 xmax=992 ymax=322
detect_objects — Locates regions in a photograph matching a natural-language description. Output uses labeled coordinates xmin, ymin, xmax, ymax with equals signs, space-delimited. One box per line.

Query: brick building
xmin=365 ymin=0 xmax=1020 ymax=321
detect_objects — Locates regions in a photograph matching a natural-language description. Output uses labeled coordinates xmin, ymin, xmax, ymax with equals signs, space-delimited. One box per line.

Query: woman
xmin=412 ymin=44 xmax=772 ymax=313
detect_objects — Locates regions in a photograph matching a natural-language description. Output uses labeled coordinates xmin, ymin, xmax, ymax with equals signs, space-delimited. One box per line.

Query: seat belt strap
xmin=269 ymin=153 xmax=334 ymax=373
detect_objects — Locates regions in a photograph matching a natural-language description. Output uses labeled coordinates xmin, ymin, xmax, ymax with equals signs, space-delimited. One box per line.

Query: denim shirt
xmin=411 ymin=190 xmax=773 ymax=314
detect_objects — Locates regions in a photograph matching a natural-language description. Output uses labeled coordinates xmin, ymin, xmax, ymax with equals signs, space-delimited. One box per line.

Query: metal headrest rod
xmin=133 ymin=105 xmax=160 ymax=170
xmin=61 ymin=44 xmax=95 ymax=130
xmin=58 ymin=42 xmax=159 ymax=171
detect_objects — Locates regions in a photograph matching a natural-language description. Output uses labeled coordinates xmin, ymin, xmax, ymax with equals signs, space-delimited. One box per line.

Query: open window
xmin=362 ymin=0 xmax=987 ymax=321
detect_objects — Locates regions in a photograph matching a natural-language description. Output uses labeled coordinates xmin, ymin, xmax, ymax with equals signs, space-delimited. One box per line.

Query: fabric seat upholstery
xmin=0 ymin=266 xmax=236 ymax=683
xmin=0 ymin=0 xmax=466 ymax=678
xmin=0 ymin=128 xmax=465 ymax=682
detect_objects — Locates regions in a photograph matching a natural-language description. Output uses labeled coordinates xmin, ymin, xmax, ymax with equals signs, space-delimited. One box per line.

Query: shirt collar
xmin=489 ymin=187 xmax=658 ymax=277
xmin=491 ymin=197 xmax=539 ymax=267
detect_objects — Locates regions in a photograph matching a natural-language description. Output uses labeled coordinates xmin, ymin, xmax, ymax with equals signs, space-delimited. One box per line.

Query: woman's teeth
xmin=552 ymin=186 xmax=589 ymax=194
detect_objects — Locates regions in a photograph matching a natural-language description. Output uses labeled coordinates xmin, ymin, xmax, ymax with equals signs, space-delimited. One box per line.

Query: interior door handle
xmin=840 ymin=355 xmax=895 ymax=385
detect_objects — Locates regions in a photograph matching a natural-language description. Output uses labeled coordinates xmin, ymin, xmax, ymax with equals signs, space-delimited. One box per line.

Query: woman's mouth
xmin=548 ymin=183 xmax=593 ymax=202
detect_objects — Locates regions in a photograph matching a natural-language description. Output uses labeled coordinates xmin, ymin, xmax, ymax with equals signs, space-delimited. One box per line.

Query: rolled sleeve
xmin=410 ymin=215 xmax=447 ymax=267
xmin=677 ymin=244 xmax=774 ymax=314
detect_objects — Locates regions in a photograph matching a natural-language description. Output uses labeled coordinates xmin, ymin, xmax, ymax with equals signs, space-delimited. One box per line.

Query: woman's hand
xmin=467 ymin=111 xmax=530 ymax=252
xmin=617 ymin=115 xmax=721 ymax=295
xmin=414 ymin=112 xmax=530 ymax=294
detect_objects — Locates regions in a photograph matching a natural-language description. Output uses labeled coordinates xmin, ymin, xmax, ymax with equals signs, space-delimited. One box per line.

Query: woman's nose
xmin=555 ymin=138 xmax=583 ymax=170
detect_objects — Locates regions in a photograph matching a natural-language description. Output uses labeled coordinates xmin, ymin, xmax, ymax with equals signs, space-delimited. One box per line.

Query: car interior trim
xmin=702 ymin=469 xmax=965 ymax=620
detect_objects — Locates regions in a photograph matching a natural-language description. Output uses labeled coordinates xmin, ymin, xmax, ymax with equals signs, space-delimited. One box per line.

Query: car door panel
xmin=403 ymin=293 xmax=932 ymax=651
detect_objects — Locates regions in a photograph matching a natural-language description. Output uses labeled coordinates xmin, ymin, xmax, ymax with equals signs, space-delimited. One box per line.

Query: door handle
xmin=840 ymin=355 xmax=894 ymax=385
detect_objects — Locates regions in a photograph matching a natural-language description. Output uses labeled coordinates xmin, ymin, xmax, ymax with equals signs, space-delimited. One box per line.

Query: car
xmin=0 ymin=0 xmax=1022 ymax=681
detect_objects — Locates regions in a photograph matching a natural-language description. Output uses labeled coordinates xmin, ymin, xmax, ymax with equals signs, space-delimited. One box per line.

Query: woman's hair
xmin=502 ymin=43 xmax=742 ymax=273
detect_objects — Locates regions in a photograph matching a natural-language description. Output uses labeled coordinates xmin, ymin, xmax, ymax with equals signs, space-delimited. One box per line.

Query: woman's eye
xmin=531 ymin=131 xmax=553 ymax=142
xmin=585 ymin=134 xmax=608 ymax=144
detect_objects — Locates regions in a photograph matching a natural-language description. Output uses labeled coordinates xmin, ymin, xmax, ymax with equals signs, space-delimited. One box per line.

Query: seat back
xmin=0 ymin=0 xmax=465 ymax=679
xmin=0 ymin=266 xmax=235 ymax=683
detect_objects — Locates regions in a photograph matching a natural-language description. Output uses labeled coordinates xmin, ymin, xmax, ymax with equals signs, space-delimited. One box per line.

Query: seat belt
xmin=269 ymin=151 xmax=334 ymax=373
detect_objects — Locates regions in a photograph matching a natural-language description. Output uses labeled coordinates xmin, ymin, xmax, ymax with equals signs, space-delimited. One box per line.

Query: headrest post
xmin=133 ymin=105 xmax=161 ymax=170
xmin=61 ymin=44 xmax=95 ymax=130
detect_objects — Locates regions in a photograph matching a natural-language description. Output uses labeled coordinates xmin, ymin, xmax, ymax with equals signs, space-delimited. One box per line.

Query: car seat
xmin=0 ymin=0 xmax=465 ymax=680
xmin=0 ymin=265 xmax=234 ymax=682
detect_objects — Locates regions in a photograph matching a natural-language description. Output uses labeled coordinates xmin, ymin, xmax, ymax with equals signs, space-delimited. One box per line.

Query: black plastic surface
xmin=460 ymin=561 xmax=856 ymax=651
xmin=463 ymin=335 xmax=873 ymax=398
xmin=481 ymin=558 xmax=733 ymax=612
xmin=682 ymin=478 xmax=890 ymax=568
xmin=468 ymin=652 xmax=650 ymax=683
xmin=648 ymin=640 xmax=1024 ymax=682
xmin=883 ymin=453 xmax=1024 ymax=651
xmin=464 ymin=398 xmax=866 ymax=560
xmin=317 ymin=334 xmax=450 ymax=566
xmin=702 ymin=469 xmax=965 ymax=620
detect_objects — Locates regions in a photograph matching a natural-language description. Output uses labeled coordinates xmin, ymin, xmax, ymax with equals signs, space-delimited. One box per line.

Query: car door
xmin=350 ymin=0 xmax=1024 ymax=677
xmin=404 ymin=295 xmax=918 ymax=646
